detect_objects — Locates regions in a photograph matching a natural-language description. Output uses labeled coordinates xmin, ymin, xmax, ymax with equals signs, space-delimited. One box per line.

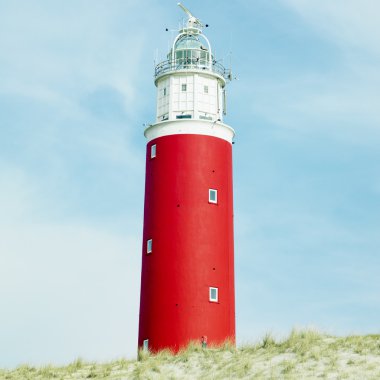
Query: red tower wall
xmin=138 ymin=133 xmax=235 ymax=352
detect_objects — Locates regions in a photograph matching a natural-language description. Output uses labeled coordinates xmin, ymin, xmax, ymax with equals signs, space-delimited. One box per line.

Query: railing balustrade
xmin=155 ymin=59 xmax=230 ymax=80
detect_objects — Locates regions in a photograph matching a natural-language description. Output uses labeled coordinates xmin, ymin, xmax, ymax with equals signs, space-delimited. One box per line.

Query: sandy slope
xmin=1 ymin=330 xmax=380 ymax=379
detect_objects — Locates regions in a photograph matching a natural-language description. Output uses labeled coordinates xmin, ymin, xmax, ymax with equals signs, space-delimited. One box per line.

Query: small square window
xmin=209 ymin=189 xmax=218 ymax=204
xmin=209 ymin=287 xmax=218 ymax=302
xmin=163 ymin=88 xmax=167 ymax=96
xmin=151 ymin=144 xmax=156 ymax=158
xmin=143 ymin=339 xmax=149 ymax=351
xmin=204 ymin=85 xmax=209 ymax=93
xmin=147 ymin=239 xmax=152 ymax=254
xmin=181 ymin=84 xmax=187 ymax=91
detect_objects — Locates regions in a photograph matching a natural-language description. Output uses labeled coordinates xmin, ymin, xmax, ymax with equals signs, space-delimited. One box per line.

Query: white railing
xmin=155 ymin=59 xmax=231 ymax=81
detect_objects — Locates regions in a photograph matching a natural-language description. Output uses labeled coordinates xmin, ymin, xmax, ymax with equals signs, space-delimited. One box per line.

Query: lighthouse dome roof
xmin=174 ymin=35 xmax=208 ymax=51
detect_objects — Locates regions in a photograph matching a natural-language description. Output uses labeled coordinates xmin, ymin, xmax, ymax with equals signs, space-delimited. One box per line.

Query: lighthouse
xmin=138 ymin=3 xmax=235 ymax=352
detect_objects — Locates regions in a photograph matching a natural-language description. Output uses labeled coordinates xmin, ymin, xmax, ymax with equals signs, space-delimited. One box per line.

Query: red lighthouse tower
xmin=138 ymin=3 xmax=235 ymax=352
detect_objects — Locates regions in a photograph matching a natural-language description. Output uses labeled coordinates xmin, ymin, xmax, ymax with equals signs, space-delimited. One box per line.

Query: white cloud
xmin=237 ymin=1 xmax=380 ymax=145
xmin=0 ymin=0 xmax=150 ymax=221
xmin=0 ymin=161 xmax=53 ymax=224
xmin=0 ymin=163 xmax=142 ymax=366
xmin=235 ymin=196 xmax=380 ymax=342
xmin=282 ymin=0 xmax=380 ymax=56
xmin=249 ymin=70 xmax=380 ymax=144
xmin=0 ymin=221 xmax=141 ymax=367
xmin=0 ymin=0 xmax=155 ymax=113
xmin=0 ymin=0 xmax=155 ymax=363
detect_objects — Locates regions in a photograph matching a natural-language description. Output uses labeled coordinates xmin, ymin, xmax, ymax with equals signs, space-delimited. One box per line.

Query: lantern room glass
xmin=170 ymin=35 xmax=211 ymax=68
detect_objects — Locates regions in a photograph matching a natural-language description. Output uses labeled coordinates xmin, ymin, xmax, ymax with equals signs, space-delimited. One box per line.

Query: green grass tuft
xmin=2 ymin=331 xmax=380 ymax=379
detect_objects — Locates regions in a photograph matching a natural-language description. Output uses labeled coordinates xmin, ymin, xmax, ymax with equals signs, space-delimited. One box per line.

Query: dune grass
xmin=1 ymin=330 xmax=380 ymax=379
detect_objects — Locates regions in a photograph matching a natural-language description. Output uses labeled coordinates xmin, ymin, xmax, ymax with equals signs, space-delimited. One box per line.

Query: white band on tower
xmin=144 ymin=119 xmax=235 ymax=143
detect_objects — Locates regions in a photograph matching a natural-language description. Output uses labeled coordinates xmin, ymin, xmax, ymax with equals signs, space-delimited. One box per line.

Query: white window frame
xmin=204 ymin=85 xmax=209 ymax=94
xmin=147 ymin=239 xmax=152 ymax=254
xmin=209 ymin=189 xmax=218 ymax=204
xmin=209 ymin=287 xmax=218 ymax=302
xmin=151 ymin=144 xmax=156 ymax=159
xmin=181 ymin=83 xmax=187 ymax=92
xmin=143 ymin=339 xmax=149 ymax=351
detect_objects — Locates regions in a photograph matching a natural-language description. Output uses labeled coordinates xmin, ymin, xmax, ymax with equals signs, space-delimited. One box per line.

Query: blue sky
xmin=1 ymin=0 xmax=379 ymax=368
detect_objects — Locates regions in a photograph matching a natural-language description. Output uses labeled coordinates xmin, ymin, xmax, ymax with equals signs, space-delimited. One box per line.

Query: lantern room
xmin=152 ymin=3 xmax=231 ymax=124
xmin=168 ymin=33 xmax=212 ymax=69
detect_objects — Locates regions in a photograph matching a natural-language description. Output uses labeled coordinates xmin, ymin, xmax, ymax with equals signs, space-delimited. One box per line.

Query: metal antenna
xmin=177 ymin=2 xmax=204 ymax=29
xmin=177 ymin=2 xmax=194 ymax=19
